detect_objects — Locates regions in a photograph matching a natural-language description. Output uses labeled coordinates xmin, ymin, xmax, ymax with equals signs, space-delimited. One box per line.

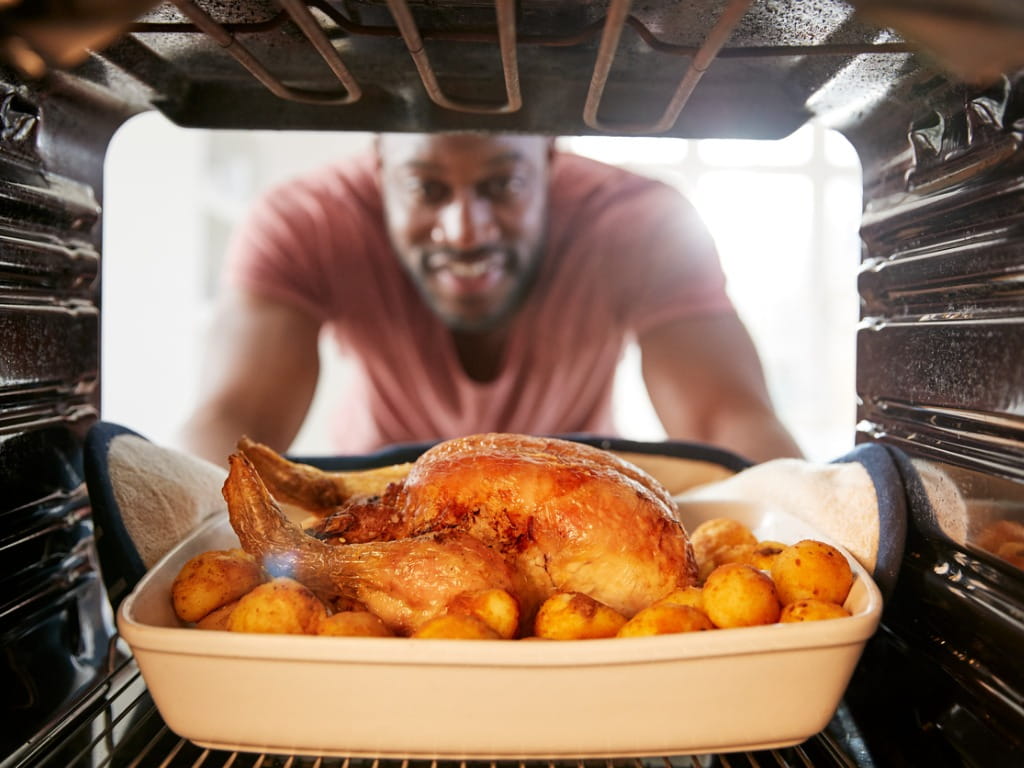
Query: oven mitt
xmin=84 ymin=422 xmax=227 ymax=608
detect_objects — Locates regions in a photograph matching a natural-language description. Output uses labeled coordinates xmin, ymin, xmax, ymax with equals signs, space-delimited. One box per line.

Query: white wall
xmin=102 ymin=113 xmax=861 ymax=461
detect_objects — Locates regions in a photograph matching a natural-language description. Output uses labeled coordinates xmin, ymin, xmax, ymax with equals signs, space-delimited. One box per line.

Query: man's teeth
xmin=426 ymin=251 xmax=505 ymax=277
xmin=448 ymin=261 xmax=491 ymax=278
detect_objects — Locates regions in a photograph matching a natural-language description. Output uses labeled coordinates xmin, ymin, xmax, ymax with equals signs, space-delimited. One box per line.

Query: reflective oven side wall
xmin=841 ymin=72 xmax=1024 ymax=765
xmin=0 ymin=66 xmax=136 ymax=761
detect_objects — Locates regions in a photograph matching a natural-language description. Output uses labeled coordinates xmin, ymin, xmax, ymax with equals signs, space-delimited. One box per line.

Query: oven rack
xmin=5 ymin=649 xmax=868 ymax=768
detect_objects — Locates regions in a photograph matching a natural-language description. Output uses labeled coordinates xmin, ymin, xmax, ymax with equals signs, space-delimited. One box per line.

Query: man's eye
xmin=408 ymin=179 xmax=449 ymax=204
xmin=479 ymin=175 xmax=523 ymax=200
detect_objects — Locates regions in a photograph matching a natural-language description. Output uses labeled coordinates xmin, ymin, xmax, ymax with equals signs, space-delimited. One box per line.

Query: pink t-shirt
xmin=225 ymin=151 xmax=735 ymax=453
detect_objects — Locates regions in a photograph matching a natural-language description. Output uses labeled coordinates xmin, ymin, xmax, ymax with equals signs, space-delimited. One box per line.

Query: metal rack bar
xmin=130 ymin=10 xmax=913 ymax=58
xmin=384 ymin=0 xmax=521 ymax=114
xmin=168 ymin=0 xmax=360 ymax=105
xmin=583 ymin=0 xmax=754 ymax=134
xmin=130 ymin=9 xmax=913 ymax=59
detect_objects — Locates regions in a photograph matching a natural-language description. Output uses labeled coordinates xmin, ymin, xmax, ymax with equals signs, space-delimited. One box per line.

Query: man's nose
xmin=433 ymin=193 xmax=498 ymax=250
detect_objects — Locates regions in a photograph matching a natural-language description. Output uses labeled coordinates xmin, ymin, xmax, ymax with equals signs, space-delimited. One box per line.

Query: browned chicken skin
xmin=224 ymin=453 xmax=519 ymax=634
xmin=225 ymin=433 xmax=697 ymax=635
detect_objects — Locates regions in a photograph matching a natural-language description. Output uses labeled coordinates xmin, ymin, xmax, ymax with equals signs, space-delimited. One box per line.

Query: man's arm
xmin=638 ymin=313 xmax=803 ymax=463
xmin=176 ymin=291 xmax=321 ymax=466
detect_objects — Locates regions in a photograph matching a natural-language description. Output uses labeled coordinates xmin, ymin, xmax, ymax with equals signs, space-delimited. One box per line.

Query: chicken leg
xmin=224 ymin=453 xmax=518 ymax=634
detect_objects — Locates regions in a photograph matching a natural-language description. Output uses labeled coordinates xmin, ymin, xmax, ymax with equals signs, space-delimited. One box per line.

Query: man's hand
xmin=639 ymin=313 xmax=803 ymax=463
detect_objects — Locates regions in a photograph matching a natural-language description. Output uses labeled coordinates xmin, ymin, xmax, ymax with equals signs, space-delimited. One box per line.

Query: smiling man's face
xmin=378 ymin=132 xmax=553 ymax=333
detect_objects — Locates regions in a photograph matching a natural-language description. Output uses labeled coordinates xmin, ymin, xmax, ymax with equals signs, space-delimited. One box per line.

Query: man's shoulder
xmin=550 ymin=151 xmax=675 ymax=207
xmin=268 ymin=151 xmax=382 ymax=214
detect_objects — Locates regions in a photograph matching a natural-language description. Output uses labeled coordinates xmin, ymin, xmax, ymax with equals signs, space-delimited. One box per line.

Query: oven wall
xmin=842 ymin=72 xmax=1024 ymax=763
xmin=0 ymin=66 xmax=134 ymax=760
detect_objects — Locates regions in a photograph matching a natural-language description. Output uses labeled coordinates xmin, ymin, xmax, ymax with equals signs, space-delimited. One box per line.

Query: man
xmin=177 ymin=132 xmax=802 ymax=465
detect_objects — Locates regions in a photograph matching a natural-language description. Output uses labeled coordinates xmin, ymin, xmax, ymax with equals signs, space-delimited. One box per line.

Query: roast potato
xmin=653 ymin=586 xmax=705 ymax=611
xmin=533 ymin=592 xmax=627 ymax=640
xmin=412 ymin=614 xmax=502 ymax=639
xmin=701 ymin=563 xmax=781 ymax=628
xmin=779 ymin=599 xmax=852 ymax=623
xmin=748 ymin=540 xmax=788 ymax=571
xmin=616 ymin=603 xmax=714 ymax=637
xmin=690 ymin=518 xmax=758 ymax=580
xmin=172 ymin=548 xmax=266 ymax=623
xmin=194 ymin=599 xmax=239 ymax=631
xmin=447 ymin=588 xmax=520 ymax=639
xmin=317 ymin=610 xmax=393 ymax=637
xmin=770 ymin=539 xmax=854 ymax=605
xmin=715 ymin=540 xmax=788 ymax=572
xmin=226 ymin=577 xmax=326 ymax=634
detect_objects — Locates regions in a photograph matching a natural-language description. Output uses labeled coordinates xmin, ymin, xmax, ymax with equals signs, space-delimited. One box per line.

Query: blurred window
xmin=563 ymin=122 xmax=862 ymax=460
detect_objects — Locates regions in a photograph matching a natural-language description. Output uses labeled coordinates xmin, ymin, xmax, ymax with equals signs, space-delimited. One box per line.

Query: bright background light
xmin=102 ymin=114 xmax=861 ymax=462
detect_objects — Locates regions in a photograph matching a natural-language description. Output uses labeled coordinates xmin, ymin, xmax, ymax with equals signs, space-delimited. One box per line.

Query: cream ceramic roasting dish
xmin=117 ymin=497 xmax=883 ymax=759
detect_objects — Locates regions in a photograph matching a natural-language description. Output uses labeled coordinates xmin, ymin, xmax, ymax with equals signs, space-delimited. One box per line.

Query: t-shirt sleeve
xmin=605 ymin=182 xmax=735 ymax=335
xmin=222 ymin=180 xmax=335 ymax=323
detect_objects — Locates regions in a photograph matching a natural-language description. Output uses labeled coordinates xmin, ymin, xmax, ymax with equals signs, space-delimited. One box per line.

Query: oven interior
xmin=1 ymin=1 xmax=1023 ymax=766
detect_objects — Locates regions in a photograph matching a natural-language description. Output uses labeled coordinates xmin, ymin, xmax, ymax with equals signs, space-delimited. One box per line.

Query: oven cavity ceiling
xmin=0 ymin=0 xmax=1023 ymax=138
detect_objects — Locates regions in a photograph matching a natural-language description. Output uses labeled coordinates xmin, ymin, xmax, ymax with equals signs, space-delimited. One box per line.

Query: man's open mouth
xmin=424 ymin=249 xmax=512 ymax=295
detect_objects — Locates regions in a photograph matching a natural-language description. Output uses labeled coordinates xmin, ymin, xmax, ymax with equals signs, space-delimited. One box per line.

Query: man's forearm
xmin=706 ymin=409 xmax=803 ymax=464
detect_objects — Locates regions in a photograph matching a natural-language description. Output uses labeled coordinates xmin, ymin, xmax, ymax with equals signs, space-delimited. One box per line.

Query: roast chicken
xmin=224 ymin=433 xmax=698 ymax=635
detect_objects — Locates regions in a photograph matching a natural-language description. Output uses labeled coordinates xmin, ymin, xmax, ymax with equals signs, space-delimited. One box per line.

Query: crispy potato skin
xmin=744 ymin=541 xmax=787 ymax=571
xmin=713 ymin=540 xmax=788 ymax=573
xmin=533 ymin=592 xmax=627 ymax=640
xmin=195 ymin=600 xmax=239 ymax=631
xmin=412 ymin=614 xmax=502 ymax=639
xmin=317 ymin=611 xmax=393 ymax=637
xmin=780 ymin=599 xmax=852 ymax=623
xmin=172 ymin=548 xmax=266 ymax=623
xmin=770 ymin=539 xmax=854 ymax=605
xmin=654 ymin=586 xmax=705 ymax=611
xmin=617 ymin=603 xmax=714 ymax=637
xmin=690 ymin=518 xmax=758 ymax=580
xmin=226 ymin=577 xmax=327 ymax=634
xmin=447 ymin=588 xmax=521 ymax=639
xmin=702 ymin=563 xmax=781 ymax=628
